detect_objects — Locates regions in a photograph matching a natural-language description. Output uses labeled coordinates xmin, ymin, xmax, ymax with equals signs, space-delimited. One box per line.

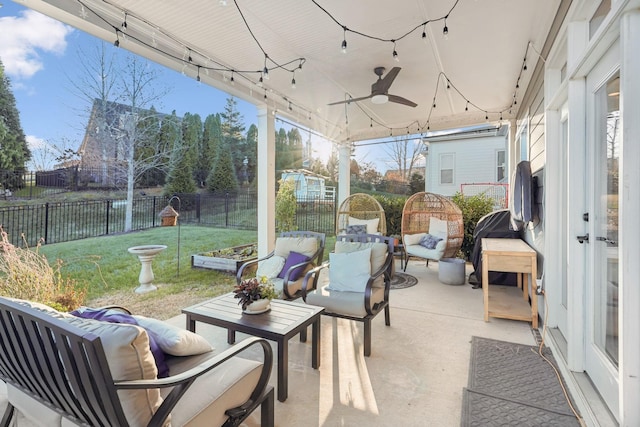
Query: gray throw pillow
xmin=346 ymin=224 xmax=367 ymax=234
xmin=419 ymin=233 xmax=443 ymax=250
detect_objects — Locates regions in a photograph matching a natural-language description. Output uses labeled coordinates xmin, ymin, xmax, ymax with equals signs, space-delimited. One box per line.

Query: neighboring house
xmin=422 ymin=125 xmax=508 ymax=197
xmin=383 ymin=166 xmax=425 ymax=183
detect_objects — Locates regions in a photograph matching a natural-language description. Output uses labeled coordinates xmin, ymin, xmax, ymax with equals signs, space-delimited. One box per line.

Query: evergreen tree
xmin=220 ymin=97 xmax=245 ymax=177
xmin=275 ymin=127 xmax=291 ymax=171
xmin=0 ymin=59 xmax=30 ymax=188
xmin=181 ymin=113 xmax=203 ymax=185
xmin=164 ymin=145 xmax=196 ymax=196
xmin=206 ymin=145 xmax=238 ymax=193
xmin=135 ymin=106 xmax=162 ymax=187
xmin=287 ymin=128 xmax=304 ymax=169
xmin=199 ymin=114 xmax=222 ymax=187
xmin=244 ymin=124 xmax=258 ymax=184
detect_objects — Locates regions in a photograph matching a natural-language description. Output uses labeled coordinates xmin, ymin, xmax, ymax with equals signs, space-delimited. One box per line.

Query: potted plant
xmin=233 ymin=276 xmax=278 ymax=313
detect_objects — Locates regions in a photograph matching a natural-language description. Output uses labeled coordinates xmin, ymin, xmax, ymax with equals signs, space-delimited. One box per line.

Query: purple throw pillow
xmin=278 ymin=251 xmax=310 ymax=280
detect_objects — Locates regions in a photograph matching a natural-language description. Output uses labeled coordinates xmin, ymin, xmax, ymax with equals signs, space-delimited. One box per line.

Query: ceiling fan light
xmin=371 ymin=94 xmax=388 ymax=104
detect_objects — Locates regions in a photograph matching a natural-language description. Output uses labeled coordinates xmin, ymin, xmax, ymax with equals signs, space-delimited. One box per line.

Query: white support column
xmin=257 ymin=107 xmax=276 ymax=258
xmin=566 ymin=20 xmax=589 ymax=373
xmin=619 ymin=9 xmax=640 ymax=426
xmin=337 ymin=143 xmax=351 ymax=208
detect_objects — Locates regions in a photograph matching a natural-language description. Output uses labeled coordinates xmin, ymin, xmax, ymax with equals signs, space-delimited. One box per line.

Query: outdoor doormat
xmin=390 ymin=272 xmax=418 ymax=289
xmin=461 ymin=336 xmax=582 ymax=426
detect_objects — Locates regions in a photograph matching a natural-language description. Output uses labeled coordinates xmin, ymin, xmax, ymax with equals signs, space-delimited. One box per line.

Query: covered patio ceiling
xmin=25 ymin=0 xmax=562 ymax=143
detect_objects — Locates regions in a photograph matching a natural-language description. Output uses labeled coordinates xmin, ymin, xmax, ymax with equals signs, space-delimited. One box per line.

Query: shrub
xmin=373 ymin=194 xmax=407 ymax=237
xmin=451 ymin=192 xmax=495 ymax=260
xmin=0 ymin=227 xmax=86 ymax=311
xmin=275 ymin=179 xmax=297 ymax=232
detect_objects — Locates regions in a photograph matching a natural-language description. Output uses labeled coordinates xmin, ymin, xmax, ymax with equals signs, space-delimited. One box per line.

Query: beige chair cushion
xmin=256 ymin=255 xmax=286 ymax=279
xmin=405 ymin=239 xmax=447 ymax=260
xmin=403 ymin=233 xmax=427 ymax=247
xmin=164 ymin=352 xmax=263 ymax=427
xmin=429 ymin=217 xmax=448 ymax=240
xmin=348 ymin=216 xmax=380 ymax=234
xmin=58 ymin=316 xmax=164 ymax=427
xmin=274 ymin=237 xmax=318 ymax=258
xmin=307 ymin=269 xmax=386 ymax=317
xmin=334 ymin=240 xmax=388 ymax=273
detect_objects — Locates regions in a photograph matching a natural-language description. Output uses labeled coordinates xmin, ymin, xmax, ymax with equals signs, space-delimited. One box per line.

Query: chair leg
xmin=384 ymin=304 xmax=391 ymax=326
xmin=363 ymin=319 xmax=371 ymax=357
xmin=261 ymin=387 xmax=275 ymax=427
xmin=0 ymin=404 xmax=14 ymax=427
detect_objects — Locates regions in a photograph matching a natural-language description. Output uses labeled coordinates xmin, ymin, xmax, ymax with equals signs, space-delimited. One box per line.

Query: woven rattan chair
xmin=401 ymin=192 xmax=464 ymax=269
xmin=336 ymin=193 xmax=387 ymax=235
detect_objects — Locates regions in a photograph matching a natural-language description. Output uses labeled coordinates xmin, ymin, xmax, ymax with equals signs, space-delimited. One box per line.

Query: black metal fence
xmin=0 ymin=191 xmax=336 ymax=247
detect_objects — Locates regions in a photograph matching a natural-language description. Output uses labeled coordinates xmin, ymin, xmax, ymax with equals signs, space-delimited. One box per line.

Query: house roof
xmin=24 ymin=0 xmax=565 ymax=143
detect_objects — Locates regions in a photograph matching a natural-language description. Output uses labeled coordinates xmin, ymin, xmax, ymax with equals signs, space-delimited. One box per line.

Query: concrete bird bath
xmin=128 ymin=245 xmax=167 ymax=294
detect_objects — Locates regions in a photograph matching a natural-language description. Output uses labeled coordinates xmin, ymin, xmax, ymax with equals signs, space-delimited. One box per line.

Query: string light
xmin=341 ymin=26 xmax=348 ymax=53
xmin=421 ymin=24 xmax=427 ymax=42
xmin=230 ymin=71 xmax=235 ymax=85
xmin=291 ymin=75 xmax=296 ymax=89
xmin=196 ymin=66 xmax=201 ymax=82
xmin=121 ymin=12 xmax=127 ymax=31
xmin=113 ymin=30 xmax=120 ymax=47
xmin=443 ymin=18 xmax=449 ymax=39
xmin=263 ymin=54 xmax=269 ymax=80
xmin=392 ymin=41 xmax=399 ymax=62
xmin=257 ymin=76 xmax=264 ymax=87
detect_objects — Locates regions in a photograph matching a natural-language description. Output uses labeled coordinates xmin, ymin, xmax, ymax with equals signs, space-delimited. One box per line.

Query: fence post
xmin=152 ymin=197 xmax=157 ymax=227
xmin=196 ymin=193 xmax=201 ymax=223
xmin=44 ymin=202 xmax=49 ymax=243
xmin=105 ymin=200 xmax=110 ymax=235
xmin=225 ymin=192 xmax=229 ymax=227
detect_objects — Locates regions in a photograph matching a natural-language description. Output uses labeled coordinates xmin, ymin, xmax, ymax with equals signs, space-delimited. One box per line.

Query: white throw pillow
xmin=133 ymin=315 xmax=213 ymax=356
xmin=334 ymin=240 xmax=388 ymax=273
xmin=328 ymin=247 xmax=371 ymax=292
xmin=348 ymin=216 xmax=380 ymax=234
xmin=274 ymin=237 xmax=318 ymax=258
xmin=256 ymin=255 xmax=286 ymax=279
xmin=429 ymin=217 xmax=448 ymax=240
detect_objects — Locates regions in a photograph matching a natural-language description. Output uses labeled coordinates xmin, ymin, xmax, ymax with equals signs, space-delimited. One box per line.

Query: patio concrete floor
xmin=166 ymin=259 xmax=538 ymax=427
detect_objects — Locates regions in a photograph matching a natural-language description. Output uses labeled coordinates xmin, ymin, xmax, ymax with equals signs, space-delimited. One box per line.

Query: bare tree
xmin=68 ymin=42 xmax=170 ymax=231
xmin=383 ymin=136 xmax=424 ymax=182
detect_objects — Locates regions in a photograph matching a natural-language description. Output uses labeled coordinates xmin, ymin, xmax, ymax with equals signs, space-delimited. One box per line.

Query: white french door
xmin=585 ymin=51 xmax=620 ymax=417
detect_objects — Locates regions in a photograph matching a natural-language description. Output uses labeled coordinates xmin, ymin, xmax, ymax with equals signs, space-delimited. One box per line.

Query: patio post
xmin=256 ymin=106 xmax=276 ymax=258
xmin=337 ymin=143 xmax=351 ymax=208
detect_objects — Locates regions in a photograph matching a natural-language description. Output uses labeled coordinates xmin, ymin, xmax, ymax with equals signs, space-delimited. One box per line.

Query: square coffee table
xmin=182 ymin=293 xmax=324 ymax=402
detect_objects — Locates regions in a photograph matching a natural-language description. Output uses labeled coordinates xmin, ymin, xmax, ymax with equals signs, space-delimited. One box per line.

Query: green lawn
xmin=37 ymin=225 xmax=336 ymax=303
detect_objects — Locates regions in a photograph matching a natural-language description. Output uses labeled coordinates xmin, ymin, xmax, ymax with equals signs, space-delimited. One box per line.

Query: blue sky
xmin=0 ymin=1 xmax=402 ymax=173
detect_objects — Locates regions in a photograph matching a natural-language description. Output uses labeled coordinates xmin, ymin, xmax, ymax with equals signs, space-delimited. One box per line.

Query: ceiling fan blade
xmin=327 ymin=94 xmax=373 ymax=106
xmin=387 ymin=94 xmax=418 ymax=107
xmin=374 ymin=67 xmax=401 ymax=93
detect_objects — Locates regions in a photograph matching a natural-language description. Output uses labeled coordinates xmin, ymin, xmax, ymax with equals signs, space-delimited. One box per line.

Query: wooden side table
xmin=481 ymin=238 xmax=538 ymax=328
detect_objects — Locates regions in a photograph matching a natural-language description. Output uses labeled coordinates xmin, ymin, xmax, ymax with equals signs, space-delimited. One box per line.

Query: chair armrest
xmin=301 ymin=262 xmax=328 ymax=301
xmin=281 ymin=258 xmax=317 ymax=299
xmin=236 ymin=252 xmax=275 ymax=283
xmin=115 ymin=336 xmax=273 ymax=427
xmin=363 ymin=252 xmax=394 ymax=315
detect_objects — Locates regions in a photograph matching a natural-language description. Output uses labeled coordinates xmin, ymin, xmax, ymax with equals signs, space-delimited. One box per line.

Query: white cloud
xmin=0 ymin=10 xmax=73 ymax=79
xmin=26 ymin=134 xmax=48 ymax=150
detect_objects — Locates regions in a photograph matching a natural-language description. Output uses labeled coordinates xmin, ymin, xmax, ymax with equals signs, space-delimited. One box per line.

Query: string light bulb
xmin=196 ymin=66 xmax=201 ymax=82
xmin=114 ymin=30 xmax=120 ymax=47
xmin=341 ymin=27 xmax=348 ymax=53
xmin=443 ymin=18 xmax=449 ymax=39
xmin=465 ymin=101 xmax=469 ymax=111
xmin=421 ymin=24 xmax=427 ymax=43
xmin=257 ymin=76 xmax=264 ymax=87
xmin=298 ymin=61 xmax=304 ymax=72
xmin=263 ymin=55 xmax=269 ymax=80
xmin=291 ymin=75 xmax=296 ymax=89
xmin=121 ymin=12 xmax=127 ymax=31
xmin=230 ymin=71 xmax=235 ymax=85
xmin=392 ymin=41 xmax=399 ymax=62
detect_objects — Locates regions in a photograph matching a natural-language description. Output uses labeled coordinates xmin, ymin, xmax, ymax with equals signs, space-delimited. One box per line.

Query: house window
xmin=439 ymin=153 xmax=454 ymax=184
xmin=496 ymin=150 xmax=506 ymax=182
xmin=517 ymin=123 xmax=529 ymax=161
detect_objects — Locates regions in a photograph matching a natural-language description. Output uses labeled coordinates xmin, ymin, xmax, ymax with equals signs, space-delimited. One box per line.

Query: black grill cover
xmin=469 ymin=209 xmax=522 ymax=288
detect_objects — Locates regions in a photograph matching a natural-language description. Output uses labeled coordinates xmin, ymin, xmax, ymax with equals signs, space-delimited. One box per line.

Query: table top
xmin=481 ymin=238 xmax=535 ymax=255
xmin=182 ymin=293 xmax=324 ymax=338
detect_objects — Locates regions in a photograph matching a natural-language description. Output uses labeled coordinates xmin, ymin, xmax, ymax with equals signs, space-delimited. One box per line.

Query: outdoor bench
xmin=0 ymin=297 xmax=274 ymax=426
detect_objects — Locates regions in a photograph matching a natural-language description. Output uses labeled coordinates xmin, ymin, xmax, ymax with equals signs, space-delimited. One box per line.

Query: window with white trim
xmin=496 ymin=150 xmax=506 ymax=182
xmin=439 ymin=153 xmax=454 ymax=185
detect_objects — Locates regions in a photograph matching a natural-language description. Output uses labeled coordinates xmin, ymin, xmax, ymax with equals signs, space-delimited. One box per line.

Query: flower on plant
xmin=233 ymin=276 xmax=278 ymax=310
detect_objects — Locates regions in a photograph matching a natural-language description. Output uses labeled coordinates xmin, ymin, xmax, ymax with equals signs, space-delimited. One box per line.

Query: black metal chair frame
xmin=0 ymin=298 xmax=274 ymax=427
xmin=300 ymin=233 xmax=394 ymax=356
xmin=237 ymin=231 xmax=326 ymax=299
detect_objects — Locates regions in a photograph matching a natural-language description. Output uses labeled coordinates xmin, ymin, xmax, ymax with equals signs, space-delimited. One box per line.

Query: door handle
xmin=596 ymin=236 xmax=617 ymax=245
xmin=576 ymin=234 xmax=589 ymax=244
